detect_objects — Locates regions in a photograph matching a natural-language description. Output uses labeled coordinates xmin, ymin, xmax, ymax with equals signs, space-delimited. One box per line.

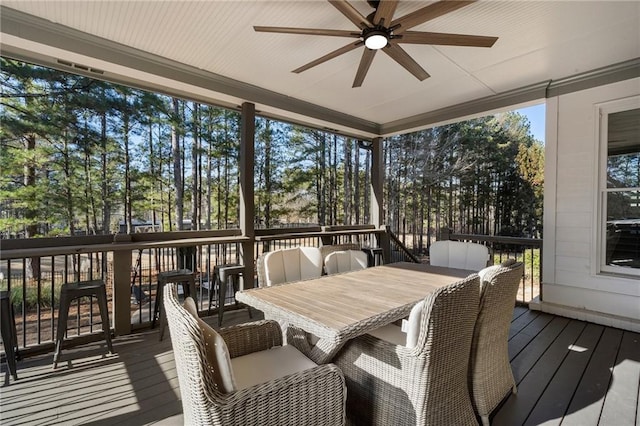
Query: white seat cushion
xmin=231 ymin=345 xmax=318 ymax=390
xmin=368 ymin=323 xmax=406 ymax=346
xmin=367 ymin=300 xmax=424 ymax=348
xmin=183 ymin=298 xmax=237 ymax=393
xmin=429 ymin=240 xmax=489 ymax=271
xmin=298 ymin=247 xmax=324 ymax=280
xmin=478 ymin=265 xmax=502 ymax=283
xmin=264 ymin=247 xmax=323 ymax=286
xmin=405 ymin=300 xmax=425 ymax=348
xmin=461 ymin=242 xmax=490 ymax=270
xmin=428 ymin=241 xmax=450 ymax=267
xmin=324 ymin=250 xmax=368 ymax=275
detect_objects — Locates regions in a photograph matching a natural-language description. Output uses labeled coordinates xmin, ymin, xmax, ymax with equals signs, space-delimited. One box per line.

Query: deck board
xmin=561 ymin=327 xmax=624 ymax=426
xmin=1 ymin=307 xmax=638 ymax=426
xmin=523 ymin=323 xmax=605 ymax=426
xmin=599 ymin=330 xmax=640 ymax=425
xmin=493 ymin=319 xmax=587 ymax=425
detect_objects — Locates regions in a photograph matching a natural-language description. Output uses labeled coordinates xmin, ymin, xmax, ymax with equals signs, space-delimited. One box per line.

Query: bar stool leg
xmin=158 ymin=283 xmax=169 ymax=341
xmin=217 ymin=271 xmax=227 ymax=327
xmin=0 ymin=296 xmax=18 ymax=380
xmin=232 ymin=274 xmax=252 ymax=319
xmin=152 ymin=280 xmax=164 ymax=329
xmin=95 ymin=288 xmax=114 ymax=354
xmin=53 ymin=290 xmax=72 ymax=369
xmin=207 ymin=271 xmax=216 ymax=316
xmin=187 ymin=276 xmax=197 ymax=305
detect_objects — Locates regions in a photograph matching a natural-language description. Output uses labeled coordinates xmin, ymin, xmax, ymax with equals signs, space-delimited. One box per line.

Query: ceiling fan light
xmin=365 ymin=33 xmax=388 ymax=50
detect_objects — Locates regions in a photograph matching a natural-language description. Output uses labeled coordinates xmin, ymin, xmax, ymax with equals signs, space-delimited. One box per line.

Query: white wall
xmin=541 ymin=77 xmax=640 ymax=332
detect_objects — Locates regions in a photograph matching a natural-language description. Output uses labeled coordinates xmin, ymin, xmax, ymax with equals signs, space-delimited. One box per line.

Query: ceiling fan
xmin=254 ymin=0 xmax=498 ymax=88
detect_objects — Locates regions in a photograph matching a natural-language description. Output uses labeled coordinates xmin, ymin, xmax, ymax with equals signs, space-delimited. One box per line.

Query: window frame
xmin=596 ymin=95 xmax=640 ymax=277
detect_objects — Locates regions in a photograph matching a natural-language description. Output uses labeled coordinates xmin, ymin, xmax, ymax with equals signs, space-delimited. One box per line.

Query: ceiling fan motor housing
xmin=363 ymin=27 xmax=390 ymax=49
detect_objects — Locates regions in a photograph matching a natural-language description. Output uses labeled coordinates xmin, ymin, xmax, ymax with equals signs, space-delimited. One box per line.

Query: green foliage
xmin=1 ymin=57 xmax=544 ymax=241
xmin=385 ymin=112 xmax=544 ymax=243
xmin=6 ymin=284 xmax=55 ymax=310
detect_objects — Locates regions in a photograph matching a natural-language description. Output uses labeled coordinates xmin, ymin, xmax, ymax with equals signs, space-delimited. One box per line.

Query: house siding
xmin=540 ymin=77 xmax=640 ymax=332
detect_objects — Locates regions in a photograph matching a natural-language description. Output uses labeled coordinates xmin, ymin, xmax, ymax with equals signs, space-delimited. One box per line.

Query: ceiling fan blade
xmin=328 ymin=0 xmax=373 ymax=30
xmin=390 ymin=0 xmax=476 ymax=34
xmin=373 ymin=0 xmax=399 ymax=27
xmin=254 ymin=26 xmax=360 ymax=38
xmin=383 ymin=43 xmax=430 ymax=81
xmin=293 ymin=40 xmax=363 ymax=73
xmin=353 ymin=48 xmax=377 ymax=88
xmin=398 ymin=31 xmax=498 ymax=47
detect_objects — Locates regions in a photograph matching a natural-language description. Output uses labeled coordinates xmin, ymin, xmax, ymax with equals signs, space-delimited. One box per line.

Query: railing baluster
xmin=21 ymin=259 xmax=26 ymax=348
xmin=36 ymin=257 xmax=41 ymax=345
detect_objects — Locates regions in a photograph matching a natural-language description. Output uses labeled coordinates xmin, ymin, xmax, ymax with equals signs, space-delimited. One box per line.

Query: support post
xmin=239 ymin=102 xmax=256 ymax=289
xmin=370 ymin=137 xmax=390 ymax=262
xmin=111 ymin=235 xmax=132 ymax=335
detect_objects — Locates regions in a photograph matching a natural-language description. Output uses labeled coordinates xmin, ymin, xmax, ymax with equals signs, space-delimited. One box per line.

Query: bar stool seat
xmin=362 ymin=247 xmax=384 ymax=267
xmin=209 ymin=264 xmax=252 ymax=326
xmin=53 ymin=280 xmax=113 ymax=369
xmin=154 ymin=269 xmax=196 ymax=341
xmin=1 ymin=291 xmax=19 ymax=380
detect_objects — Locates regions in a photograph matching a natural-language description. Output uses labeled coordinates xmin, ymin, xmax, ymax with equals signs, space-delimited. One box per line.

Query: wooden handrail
xmin=255 ymin=226 xmax=384 ymax=242
xmin=0 ymin=234 xmax=248 ymax=260
xmin=449 ymin=233 xmax=543 ymax=247
xmin=387 ymin=229 xmax=421 ymax=263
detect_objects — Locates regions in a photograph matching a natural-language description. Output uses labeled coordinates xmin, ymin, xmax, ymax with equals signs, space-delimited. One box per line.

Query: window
xmin=599 ymin=98 xmax=640 ymax=276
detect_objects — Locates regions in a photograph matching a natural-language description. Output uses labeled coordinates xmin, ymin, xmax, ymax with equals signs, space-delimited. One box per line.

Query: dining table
xmin=235 ymin=262 xmax=476 ymax=364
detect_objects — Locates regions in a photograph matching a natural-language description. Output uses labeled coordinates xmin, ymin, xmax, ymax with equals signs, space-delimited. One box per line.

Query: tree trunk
xmin=122 ymin=94 xmax=132 ymax=234
xmin=264 ymin=120 xmax=272 ymax=228
xmin=191 ymin=102 xmax=200 ymax=230
xmin=343 ymin=138 xmax=352 ymax=225
xmin=24 ymin=134 xmax=40 ymax=279
xmin=100 ymin=107 xmax=111 ymax=234
xmin=172 ymin=98 xmax=184 ymax=230
xmin=354 ymin=144 xmax=360 ymax=224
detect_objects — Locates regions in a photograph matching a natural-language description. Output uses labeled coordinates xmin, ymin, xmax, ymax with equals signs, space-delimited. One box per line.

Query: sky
xmin=514 ymin=103 xmax=546 ymax=144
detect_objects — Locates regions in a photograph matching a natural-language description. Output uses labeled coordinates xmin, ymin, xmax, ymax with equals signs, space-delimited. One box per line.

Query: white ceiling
xmin=1 ymin=1 xmax=639 ymax=139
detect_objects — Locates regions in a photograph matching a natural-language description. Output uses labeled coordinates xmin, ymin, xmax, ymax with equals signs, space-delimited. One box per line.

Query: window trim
xmin=595 ymin=95 xmax=640 ymax=277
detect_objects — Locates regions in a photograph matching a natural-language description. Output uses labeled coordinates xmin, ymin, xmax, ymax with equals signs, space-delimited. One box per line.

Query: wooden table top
xmin=236 ymin=262 xmax=474 ymax=338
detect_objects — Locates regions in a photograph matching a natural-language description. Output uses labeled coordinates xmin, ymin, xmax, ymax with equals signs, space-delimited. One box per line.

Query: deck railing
xmin=447 ymin=231 xmax=542 ymax=304
xmin=0 ymin=226 xmax=386 ymax=355
xmin=1 ymin=226 xmax=542 ymax=356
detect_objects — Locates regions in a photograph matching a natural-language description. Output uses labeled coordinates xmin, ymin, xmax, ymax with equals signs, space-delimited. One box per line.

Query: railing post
xmin=379 ymin=225 xmax=391 ymax=264
xmin=320 ymin=226 xmax=334 ymax=246
xmin=239 ymin=102 xmax=256 ymax=289
xmin=112 ymin=235 xmax=132 ymax=336
xmin=370 ymin=137 xmax=384 ymax=228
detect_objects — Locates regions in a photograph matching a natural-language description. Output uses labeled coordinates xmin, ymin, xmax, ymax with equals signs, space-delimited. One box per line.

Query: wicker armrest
xmin=221 ymin=363 xmax=346 ymax=426
xmin=219 ymin=320 xmax=283 ymax=359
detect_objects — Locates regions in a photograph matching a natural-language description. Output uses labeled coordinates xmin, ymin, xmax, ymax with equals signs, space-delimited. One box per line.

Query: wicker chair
xmin=256 ymin=244 xmax=363 ymax=286
xmin=332 ymin=274 xmax=480 ymax=426
xmin=319 ymin=243 xmax=361 ymax=264
xmin=469 ymin=260 xmax=524 ymax=426
xmin=255 ymin=246 xmax=323 ymax=288
xmin=429 ymin=240 xmax=490 ymax=271
xmin=324 ymin=250 xmax=368 ymax=275
xmin=163 ymin=283 xmax=347 ymax=425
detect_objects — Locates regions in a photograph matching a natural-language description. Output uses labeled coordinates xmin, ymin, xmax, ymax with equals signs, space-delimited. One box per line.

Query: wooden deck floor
xmin=1 ymin=307 xmax=638 ymax=425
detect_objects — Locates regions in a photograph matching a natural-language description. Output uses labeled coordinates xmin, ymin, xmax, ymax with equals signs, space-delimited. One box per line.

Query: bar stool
xmin=153 ymin=269 xmax=196 ymax=341
xmin=53 ymin=280 xmax=113 ymax=369
xmin=362 ymin=247 xmax=384 ymax=267
xmin=208 ymin=264 xmax=252 ymax=326
xmin=1 ymin=291 xmax=19 ymax=380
